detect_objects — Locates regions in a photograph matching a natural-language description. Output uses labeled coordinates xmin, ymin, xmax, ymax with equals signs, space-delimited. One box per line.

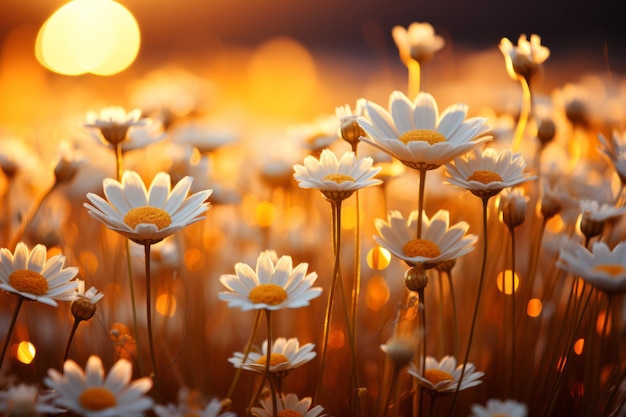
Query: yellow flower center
xmin=402 ymin=239 xmax=441 ymax=258
xmin=593 ymin=264 xmax=625 ymax=277
xmin=424 ymin=369 xmax=454 ymax=385
xmin=124 ymin=206 xmax=172 ymax=230
xmin=248 ymin=284 xmax=288 ymax=305
xmin=79 ymin=387 xmax=116 ymax=410
xmin=278 ymin=411 xmax=304 ymax=417
xmin=255 ymin=353 xmax=290 ymax=366
xmin=468 ymin=170 xmax=503 ymax=184
xmin=399 ymin=129 xmax=446 ymax=145
xmin=8 ymin=270 xmax=48 ymax=295
xmin=323 ymin=174 xmax=355 ymax=184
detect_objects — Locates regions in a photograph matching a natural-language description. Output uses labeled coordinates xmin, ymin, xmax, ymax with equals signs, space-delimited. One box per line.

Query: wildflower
xmin=84 ymin=106 xmax=147 ymax=146
xmin=53 ymin=141 xmax=86 ymax=185
xmin=0 ymin=383 xmax=64 ymax=416
xmin=293 ymin=149 xmax=382 ymax=202
xmin=380 ymin=336 xmax=417 ymax=369
xmin=499 ymin=188 xmax=529 ymax=229
xmin=287 ymin=115 xmax=340 ymax=154
xmin=407 ymin=355 xmax=483 ymax=396
xmin=218 ymin=251 xmax=322 ymax=311
xmin=251 ymin=393 xmax=325 ymax=417
xmin=557 ymin=240 xmax=626 ymax=295
xmin=374 ymin=209 xmax=477 ymax=269
xmin=598 ymin=130 xmax=626 ymax=184
xmin=71 ymin=280 xmax=104 ymax=322
xmin=358 ymin=91 xmax=491 ymax=171
xmin=44 ymin=355 xmax=153 ymax=417
xmin=171 ymin=122 xmax=238 ymax=154
xmin=499 ymin=34 xmax=550 ymax=81
xmin=470 ymin=398 xmax=528 ymax=417
xmin=154 ymin=387 xmax=235 ymax=417
xmin=391 ymin=22 xmax=445 ymax=65
xmin=229 ymin=337 xmax=316 ymax=378
xmin=336 ymin=99 xmax=367 ymax=148
xmin=84 ymin=170 xmax=212 ymax=245
xmin=0 ymin=242 xmax=78 ymax=306
xmin=445 ymin=148 xmax=536 ymax=200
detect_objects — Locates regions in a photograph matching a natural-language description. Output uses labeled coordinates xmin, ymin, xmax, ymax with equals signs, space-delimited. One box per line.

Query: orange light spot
xmin=366 ymin=275 xmax=390 ymax=311
xmin=255 ymin=201 xmax=277 ymax=228
xmin=573 ymin=338 xmax=584 ymax=355
xmin=184 ymin=248 xmax=203 ymax=271
xmin=155 ymin=293 xmax=177 ymax=317
xmin=341 ymin=205 xmax=358 ymax=230
xmin=367 ymin=246 xmax=391 ymax=270
xmin=328 ymin=329 xmax=344 ymax=349
xmin=15 ymin=341 xmax=36 ymax=364
xmin=496 ymin=270 xmax=520 ymax=294
xmin=527 ymin=298 xmax=542 ymax=317
xmin=79 ymin=250 xmax=99 ymax=274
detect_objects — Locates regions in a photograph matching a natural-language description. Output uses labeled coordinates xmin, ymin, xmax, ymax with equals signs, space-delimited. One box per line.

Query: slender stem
xmin=447 ymin=197 xmax=490 ymax=416
xmin=381 ymin=366 xmax=400 ymax=417
xmin=114 ymin=143 xmax=123 ymax=182
xmin=264 ymin=310 xmax=278 ymax=417
xmin=512 ymin=75 xmax=532 ymax=152
xmin=429 ymin=396 xmax=437 ymax=417
xmin=0 ymin=296 xmax=24 ymax=370
xmin=446 ymin=270 xmax=459 ymax=358
xmin=417 ymin=170 xmax=427 ymax=239
xmin=144 ymin=243 xmax=161 ymax=402
xmin=408 ymin=59 xmax=421 ymax=99
xmin=509 ymin=226 xmax=516 ymax=397
xmin=8 ymin=183 xmax=57 ymax=251
xmin=418 ymin=289 xmax=426 ymax=417
xmin=351 ymin=188 xmax=361 ymax=356
xmin=226 ymin=310 xmax=263 ymax=401
xmin=63 ymin=319 xmax=81 ymax=364
xmin=436 ymin=272 xmax=444 ymax=359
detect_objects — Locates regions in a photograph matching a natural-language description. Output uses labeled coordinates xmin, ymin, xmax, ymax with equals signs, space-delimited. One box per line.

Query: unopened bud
xmin=537 ymin=119 xmax=556 ymax=146
xmin=541 ymin=193 xmax=561 ymax=220
xmin=580 ymin=215 xmax=604 ymax=241
xmin=500 ymin=190 xmax=528 ymax=229
xmin=340 ymin=117 xmax=365 ymax=148
xmin=404 ymin=265 xmax=428 ymax=292
xmin=71 ymin=298 xmax=97 ymax=322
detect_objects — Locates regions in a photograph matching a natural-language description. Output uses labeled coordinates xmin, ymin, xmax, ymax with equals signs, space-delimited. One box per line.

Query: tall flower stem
xmin=408 ymin=59 xmax=421 ymax=99
xmin=508 ymin=225 xmax=517 ymax=397
xmin=144 ymin=243 xmax=161 ymax=402
xmin=225 ymin=310 xmax=263 ymax=402
xmin=446 ymin=270 xmax=460 ymax=358
xmin=447 ymin=197 xmax=490 ymax=416
xmin=0 ymin=296 xmax=24 ymax=370
xmin=63 ymin=319 xmax=80 ymax=364
xmin=351 ymin=189 xmax=361 ymax=355
xmin=512 ymin=76 xmax=532 ymax=152
xmin=264 ymin=310 xmax=278 ymax=417
xmin=417 ymin=170 xmax=427 ymax=238
xmin=417 ymin=288 xmax=427 ymax=417
xmin=381 ymin=366 xmax=400 ymax=417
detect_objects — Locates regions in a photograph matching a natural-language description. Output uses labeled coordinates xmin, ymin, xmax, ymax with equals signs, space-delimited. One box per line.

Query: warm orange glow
xmin=36 ymin=0 xmax=140 ymax=76
xmin=496 ymin=270 xmax=520 ymax=294
xmin=203 ymin=228 xmax=225 ymax=252
xmin=328 ymin=329 xmax=345 ymax=349
xmin=365 ymin=275 xmax=390 ymax=311
xmin=573 ymin=338 xmax=584 ymax=355
xmin=47 ymin=246 xmax=63 ymax=258
xmin=15 ymin=341 xmax=36 ymax=364
xmin=545 ymin=215 xmax=564 ymax=233
xmin=596 ymin=310 xmax=612 ymax=335
xmin=256 ymin=202 xmax=277 ymax=228
xmin=527 ymin=298 xmax=542 ymax=317
xmin=155 ymin=293 xmax=177 ymax=317
xmin=79 ymin=250 xmax=99 ymax=274
xmin=367 ymin=246 xmax=391 ymax=270
xmin=341 ymin=205 xmax=358 ymax=230
xmin=184 ymin=248 xmax=203 ymax=271
xmin=285 ymin=205 xmax=306 ymax=228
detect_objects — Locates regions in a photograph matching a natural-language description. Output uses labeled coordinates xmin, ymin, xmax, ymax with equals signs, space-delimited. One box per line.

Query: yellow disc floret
xmin=424 ymin=369 xmax=454 ymax=386
xmin=399 ymin=129 xmax=446 ymax=145
xmin=593 ymin=264 xmax=626 ymax=277
xmin=248 ymin=284 xmax=288 ymax=305
xmin=124 ymin=206 xmax=172 ymax=230
xmin=402 ymin=239 xmax=441 ymax=258
xmin=468 ymin=170 xmax=503 ymax=184
xmin=255 ymin=353 xmax=290 ymax=366
xmin=79 ymin=387 xmax=116 ymax=410
xmin=8 ymin=270 xmax=48 ymax=295
xmin=323 ymin=174 xmax=355 ymax=184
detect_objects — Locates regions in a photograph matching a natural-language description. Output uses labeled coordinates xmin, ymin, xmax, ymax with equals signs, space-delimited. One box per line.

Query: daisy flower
xmin=0 ymin=242 xmax=78 ymax=306
xmin=598 ymin=130 xmax=626 ymax=184
xmin=374 ymin=209 xmax=477 ymax=269
xmin=44 ymin=355 xmax=153 ymax=417
xmin=499 ymin=34 xmax=550 ymax=81
xmin=287 ymin=115 xmax=340 ymax=154
xmin=579 ymin=199 xmax=626 ymax=222
xmin=154 ymin=398 xmax=235 ymax=417
xmin=218 ymin=251 xmax=322 ymax=311
xmin=557 ymin=240 xmax=626 ymax=294
xmin=84 ymin=170 xmax=212 ymax=245
xmin=407 ymin=355 xmax=484 ymax=396
xmin=470 ymin=398 xmax=528 ymax=417
xmin=171 ymin=122 xmax=238 ymax=154
xmin=499 ymin=188 xmax=529 ymax=229
xmin=251 ymin=393 xmax=325 ymax=417
xmin=84 ymin=106 xmax=148 ymax=146
xmin=357 ymin=91 xmax=491 ymax=171
xmin=0 ymin=384 xmax=64 ymax=416
xmin=336 ymin=99 xmax=367 ymax=147
xmin=71 ymin=280 xmax=104 ymax=322
xmin=391 ymin=22 xmax=445 ymax=65
xmin=445 ymin=148 xmax=536 ymax=200
xmin=380 ymin=336 xmax=417 ymax=369
xmin=53 ymin=141 xmax=87 ymax=185
xmin=229 ymin=337 xmax=316 ymax=377
xmin=293 ymin=149 xmax=382 ymax=202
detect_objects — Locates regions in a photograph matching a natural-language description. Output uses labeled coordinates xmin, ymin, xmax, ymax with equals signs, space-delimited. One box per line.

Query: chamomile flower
xmin=218 ymin=251 xmax=322 ymax=312
xmin=358 ymin=91 xmax=491 ymax=170
xmin=374 ymin=209 xmax=477 ymax=269
xmin=470 ymin=398 xmax=528 ymax=417
xmin=71 ymin=280 xmax=104 ymax=322
xmin=154 ymin=398 xmax=235 ymax=417
xmin=293 ymin=149 xmax=382 ymax=202
xmin=499 ymin=34 xmax=550 ymax=81
xmin=0 ymin=242 xmax=78 ymax=306
xmin=229 ymin=337 xmax=316 ymax=377
xmin=0 ymin=384 xmax=64 ymax=416
xmin=44 ymin=355 xmax=153 ymax=417
xmin=84 ymin=106 xmax=147 ymax=146
xmin=445 ymin=148 xmax=536 ymax=199
xmin=407 ymin=355 xmax=483 ymax=396
xmin=251 ymin=393 xmax=325 ymax=417
xmin=84 ymin=170 xmax=212 ymax=245
xmin=336 ymin=99 xmax=367 ymax=148
xmin=557 ymin=240 xmax=626 ymax=294
xmin=598 ymin=130 xmax=626 ymax=184
xmin=391 ymin=22 xmax=445 ymax=65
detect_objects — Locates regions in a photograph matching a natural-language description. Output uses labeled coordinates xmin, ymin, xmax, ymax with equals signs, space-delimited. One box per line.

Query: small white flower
xmin=171 ymin=122 xmax=238 ymax=154
xmin=287 ymin=115 xmax=340 ymax=152
xmin=391 ymin=22 xmax=445 ymax=65
xmin=579 ymin=199 xmax=626 ymax=222
xmin=0 ymin=383 xmax=64 ymax=416
xmin=251 ymin=393 xmax=325 ymax=417
xmin=229 ymin=337 xmax=316 ymax=376
xmin=499 ymin=34 xmax=550 ymax=80
xmin=84 ymin=106 xmax=147 ymax=146
xmin=407 ymin=355 xmax=484 ymax=395
xmin=470 ymin=398 xmax=528 ymax=417
xmin=154 ymin=397 xmax=235 ymax=417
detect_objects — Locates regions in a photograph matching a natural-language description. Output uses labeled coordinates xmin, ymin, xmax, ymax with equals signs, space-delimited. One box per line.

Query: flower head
xmin=380 ymin=336 xmax=417 ymax=369
xmin=499 ymin=188 xmax=529 ymax=229
xmin=71 ymin=280 xmax=104 ymax=322
xmin=288 ymin=115 xmax=340 ymax=154
xmin=499 ymin=34 xmax=550 ymax=81
xmin=374 ymin=209 xmax=477 ymax=269
xmin=0 ymin=242 xmax=78 ymax=306
xmin=229 ymin=337 xmax=316 ymax=378
xmin=44 ymin=355 xmax=153 ymax=417
xmin=219 ymin=251 xmax=322 ymax=311
xmin=84 ymin=106 xmax=147 ymax=146
xmin=358 ymin=91 xmax=491 ymax=170
xmin=392 ymin=22 xmax=445 ymax=65
xmin=407 ymin=355 xmax=484 ymax=396
xmin=154 ymin=389 xmax=235 ymax=417
xmin=445 ymin=148 xmax=536 ymax=199
xmin=336 ymin=99 xmax=367 ymax=147
xmin=557 ymin=240 xmax=626 ymax=294
xmin=598 ymin=130 xmax=626 ymax=184
xmin=251 ymin=393 xmax=325 ymax=417
xmin=470 ymin=398 xmax=528 ymax=417
xmin=171 ymin=122 xmax=238 ymax=154
xmin=53 ymin=141 xmax=87 ymax=185
xmin=84 ymin=170 xmax=212 ymax=245
xmin=293 ymin=149 xmax=382 ymax=202
xmin=0 ymin=383 xmax=64 ymax=416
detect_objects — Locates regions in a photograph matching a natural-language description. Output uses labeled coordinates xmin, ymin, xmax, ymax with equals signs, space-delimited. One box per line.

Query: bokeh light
xmin=367 ymin=246 xmax=391 ymax=270
xmin=527 ymin=298 xmax=542 ymax=317
xmin=496 ymin=270 xmax=520 ymax=294
xmin=15 ymin=341 xmax=36 ymax=364
xmin=156 ymin=293 xmax=177 ymax=317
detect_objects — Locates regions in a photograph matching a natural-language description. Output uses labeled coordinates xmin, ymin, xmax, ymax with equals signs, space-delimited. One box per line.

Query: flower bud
xmin=500 ymin=190 xmax=528 ymax=229
xmin=340 ymin=117 xmax=365 ymax=148
xmin=404 ymin=265 xmax=428 ymax=292
xmin=381 ymin=336 xmax=417 ymax=368
xmin=580 ymin=215 xmax=604 ymax=241
xmin=71 ymin=298 xmax=97 ymax=322
xmin=541 ymin=193 xmax=561 ymax=220
xmin=537 ymin=119 xmax=556 ymax=146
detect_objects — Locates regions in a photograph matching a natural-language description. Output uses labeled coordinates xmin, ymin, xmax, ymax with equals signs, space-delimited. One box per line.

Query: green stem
xmin=0 ymin=296 xmax=24 ymax=370
xmin=144 ymin=243 xmax=161 ymax=402
xmin=225 ymin=310 xmax=263 ymax=401
xmin=63 ymin=319 xmax=81 ymax=364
